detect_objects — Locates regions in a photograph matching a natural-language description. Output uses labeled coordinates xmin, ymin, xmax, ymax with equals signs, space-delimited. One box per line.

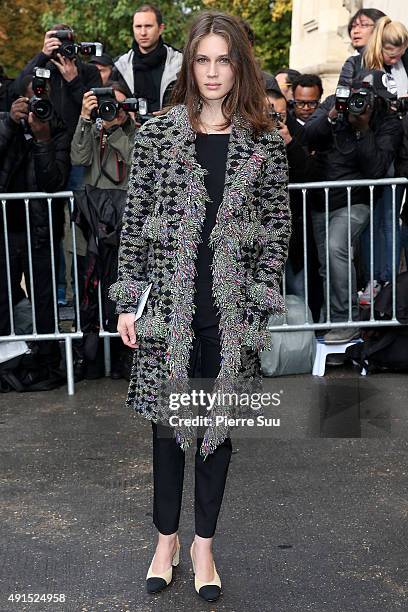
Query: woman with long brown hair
xmin=109 ymin=10 xmax=290 ymax=602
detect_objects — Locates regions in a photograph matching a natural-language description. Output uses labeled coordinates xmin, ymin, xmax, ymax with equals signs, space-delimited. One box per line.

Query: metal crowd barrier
xmin=1 ymin=177 xmax=407 ymax=394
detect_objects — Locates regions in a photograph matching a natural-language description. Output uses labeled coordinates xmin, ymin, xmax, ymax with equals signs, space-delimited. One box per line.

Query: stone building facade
xmin=289 ymin=0 xmax=407 ymax=96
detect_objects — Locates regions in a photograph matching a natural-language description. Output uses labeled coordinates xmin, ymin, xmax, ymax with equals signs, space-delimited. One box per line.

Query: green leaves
xmin=1 ymin=0 xmax=291 ymax=77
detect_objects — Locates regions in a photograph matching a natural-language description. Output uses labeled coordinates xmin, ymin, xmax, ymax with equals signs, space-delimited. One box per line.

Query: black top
xmin=192 ymin=132 xmax=230 ymax=330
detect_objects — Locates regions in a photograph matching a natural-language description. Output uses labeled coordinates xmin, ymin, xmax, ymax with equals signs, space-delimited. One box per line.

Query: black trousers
xmin=151 ymin=324 xmax=233 ymax=538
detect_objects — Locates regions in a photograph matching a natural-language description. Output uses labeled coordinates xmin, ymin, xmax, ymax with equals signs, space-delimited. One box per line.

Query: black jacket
xmin=284 ymin=116 xmax=322 ymax=270
xmin=0 ymin=113 xmax=71 ymax=245
xmin=395 ymin=115 xmax=408 ymax=179
xmin=0 ymin=77 xmax=14 ymax=112
xmin=11 ymin=53 xmax=102 ymax=135
xmin=304 ymin=94 xmax=402 ymax=211
xmin=338 ymin=49 xmax=408 ymax=86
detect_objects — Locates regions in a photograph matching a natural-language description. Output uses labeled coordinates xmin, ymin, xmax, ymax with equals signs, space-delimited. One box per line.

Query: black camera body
xmin=268 ymin=110 xmax=285 ymax=125
xmin=53 ymin=30 xmax=103 ymax=59
xmin=29 ymin=96 xmax=53 ymax=121
xmin=388 ymin=96 xmax=408 ymax=117
xmin=335 ymin=83 xmax=376 ymax=118
xmin=29 ymin=67 xmax=53 ymax=121
xmin=348 ymin=88 xmax=376 ymax=115
xmin=53 ymin=30 xmax=76 ymax=59
xmin=90 ymin=87 xmax=139 ymax=121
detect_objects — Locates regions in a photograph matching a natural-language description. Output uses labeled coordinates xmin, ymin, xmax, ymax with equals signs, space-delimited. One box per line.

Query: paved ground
xmin=0 ymin=367 xmax=408 ymax=612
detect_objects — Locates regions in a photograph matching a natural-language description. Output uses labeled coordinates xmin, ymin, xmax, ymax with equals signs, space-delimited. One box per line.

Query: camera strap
xmin=99 ymin=129 xmax=126 ymax=186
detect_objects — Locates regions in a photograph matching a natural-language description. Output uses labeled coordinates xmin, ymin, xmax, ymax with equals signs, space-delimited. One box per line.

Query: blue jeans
xmin=360 ymin=185 xmax=403 ymax=284
xmin=312 ymin=204 xmax=370 ymax=322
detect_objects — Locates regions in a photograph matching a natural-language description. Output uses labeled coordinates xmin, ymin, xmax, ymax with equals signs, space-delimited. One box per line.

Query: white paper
xmin=0 ymin=340 xmax=30 ymax=364
xmin=134 ymin=283 xmax=153 ymax=321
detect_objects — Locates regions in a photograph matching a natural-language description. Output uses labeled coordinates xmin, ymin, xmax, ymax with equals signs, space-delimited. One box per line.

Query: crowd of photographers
xmin=0 ymin=4 xmax=408 ymax=389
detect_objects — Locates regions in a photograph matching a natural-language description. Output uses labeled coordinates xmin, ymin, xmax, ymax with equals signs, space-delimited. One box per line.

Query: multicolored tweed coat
xmin=109 ymin=104 xmax=291 ymax=460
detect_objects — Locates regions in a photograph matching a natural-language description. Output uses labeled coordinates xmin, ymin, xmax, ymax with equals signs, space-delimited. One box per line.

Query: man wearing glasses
xmin=290 ymin=74 xmax=323 ymax=126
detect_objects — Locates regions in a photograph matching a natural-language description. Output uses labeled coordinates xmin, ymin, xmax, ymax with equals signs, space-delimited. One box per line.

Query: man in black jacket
xmin=111 ymin=4 xmax=182 ymax=113
xmin=267 ymin=88 xmax=323 ymax=321
xmin=11 ymin=24 xmax=102 ymax=137
xmin=304 ymin=71 xmax=402 ymax=342
xmin=0 ymin=77 xmax=71 ymax=369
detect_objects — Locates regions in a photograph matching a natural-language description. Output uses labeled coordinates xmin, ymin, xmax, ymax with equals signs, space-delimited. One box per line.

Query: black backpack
xmin=0 ymin=344 xmax=66 ymax=392
xmin=345 ymin=272 xmax=408 ymax=374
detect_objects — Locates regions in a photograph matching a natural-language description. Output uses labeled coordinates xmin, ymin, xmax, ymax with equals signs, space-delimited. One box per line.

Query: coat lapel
xmin=154 ymin=107 xmax=267 ymax=383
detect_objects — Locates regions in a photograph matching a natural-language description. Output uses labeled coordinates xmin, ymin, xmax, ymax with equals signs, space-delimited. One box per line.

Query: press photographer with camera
xmin=70 ymin=84 xmax=136 ymax=380
xmin=304 ymin=70 xmax=402 ymax=343
xmin=12 ymin=24 xmax=102 ymax=136
xmin=338 ymin=16 xmax=408 ymax=299
xmin=0 ymin=73 xmax=71 ymax=387
xmin=267 ymin=88 xmax=323 ymax=321
xmin=71 ymin=84 xmax=136 ymax=188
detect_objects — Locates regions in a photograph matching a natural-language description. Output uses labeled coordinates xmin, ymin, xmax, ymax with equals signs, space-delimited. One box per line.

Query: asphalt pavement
xmin=0 ymin=367 xmax=407 ymax=612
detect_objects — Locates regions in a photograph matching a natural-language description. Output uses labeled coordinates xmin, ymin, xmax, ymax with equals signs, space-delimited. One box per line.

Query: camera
xmin=348 ymin=88 xmax=376 ymax=115
xmin=53 ymin=30 xmax=103 ymax=59
xmin=335 ymin=83 xmax=376 ymax=117
xmin=334 ymin=86 xmax=350 ymax=117
xmin=78 ymin=42 xmax=103 ymax=57
xmin=387 ymin=96 xmax=408 ymax=117
xmin=29 ymin=97 xmax=53 ymax=121
xmin=268 ymin=109 xmax=285 ymax=124
xmin=53 ymin=30 xmax=76 ymax=59
xmin=136 ymin=98 xmax=155 ymax=124
xmin=90 ymin=87 xmax=138 ymax=121
xmin=29 ymin=67 xmax=53 ymax=121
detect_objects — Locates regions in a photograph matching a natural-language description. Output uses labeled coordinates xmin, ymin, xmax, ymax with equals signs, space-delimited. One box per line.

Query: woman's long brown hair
xmin=171 ymin=11 xmax=274 ymax=136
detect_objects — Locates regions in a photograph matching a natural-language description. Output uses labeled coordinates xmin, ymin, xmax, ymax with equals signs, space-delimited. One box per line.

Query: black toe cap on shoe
xmin=198 ymin=584 xmax=221 ymax=601
xmin=146 ymin=577 xmax=168 ymax=593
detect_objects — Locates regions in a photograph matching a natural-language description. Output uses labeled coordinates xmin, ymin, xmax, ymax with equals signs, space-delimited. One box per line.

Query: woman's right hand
xmin=117 ymin=313 xmax=138 ymax=348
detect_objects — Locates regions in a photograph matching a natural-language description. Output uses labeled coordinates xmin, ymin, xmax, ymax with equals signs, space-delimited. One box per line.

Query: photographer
xmin=70 ymin=84 xmax=136 ymax=379
xmin=267 ymin=89 xmax=323 ymax=321
xmin=0 ymin=75 xmax=70 ymax=384
xmin=71 ymin=84 xmax=135 ymax=188
xmin=304 ymin=70 xmax=402 ymax=343
xmin=12 ymin=24 xmax=102 ymax=136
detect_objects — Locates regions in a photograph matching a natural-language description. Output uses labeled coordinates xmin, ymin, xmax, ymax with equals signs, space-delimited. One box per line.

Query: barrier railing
xmin=1 ymin=177 xmax=407 ymax=394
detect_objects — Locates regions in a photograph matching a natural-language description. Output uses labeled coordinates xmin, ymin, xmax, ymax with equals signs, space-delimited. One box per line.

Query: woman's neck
xmin=198 ymin=98 xmax=232 ymax=134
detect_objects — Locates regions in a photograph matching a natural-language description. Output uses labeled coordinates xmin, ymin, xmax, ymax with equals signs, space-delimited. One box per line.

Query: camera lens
xmin=30 ymin=97 xmax=53 ymax=121
xmin=98 ymin=100 xmax=118 ymax=121
xmin=348 ymin=93 xmax=366 ymax=115
xmin=60 ymin=42 xmax=76 ymax=58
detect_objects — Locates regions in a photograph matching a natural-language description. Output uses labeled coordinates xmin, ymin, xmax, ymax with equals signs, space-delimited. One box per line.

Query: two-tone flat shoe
xmin=190 ymin=541 xmax=222 ymax=602
xmin=146 ymin=535 xmax=180 ymax=593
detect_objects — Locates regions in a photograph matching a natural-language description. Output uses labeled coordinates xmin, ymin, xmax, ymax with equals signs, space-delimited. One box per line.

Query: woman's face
xmin=193 ymin=33 xmax=235 ymax=104
xmin=382 ymin=43 xmax=407 ymax=66
xmin=349 ymin=14 xmax=375 ymax=49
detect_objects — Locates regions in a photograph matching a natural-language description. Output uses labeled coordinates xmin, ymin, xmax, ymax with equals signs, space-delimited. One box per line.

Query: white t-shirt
xmin=384 ymin=61 xmax=408 ymax=98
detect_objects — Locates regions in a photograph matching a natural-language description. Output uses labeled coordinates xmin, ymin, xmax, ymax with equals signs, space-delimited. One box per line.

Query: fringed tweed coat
xmin=109 ymin=104 xmax=291 ymax=460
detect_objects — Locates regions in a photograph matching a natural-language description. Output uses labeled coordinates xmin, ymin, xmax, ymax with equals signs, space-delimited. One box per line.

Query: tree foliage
xmin=0 ymin=0 xmax=63 ymax=76
xmin=202 ymin=0 xmax=292 ymax=73
xmin=0 ymin=0 xmax=291 ymax=77
xmin=40 ymin=0 xmax=202 ymax=59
